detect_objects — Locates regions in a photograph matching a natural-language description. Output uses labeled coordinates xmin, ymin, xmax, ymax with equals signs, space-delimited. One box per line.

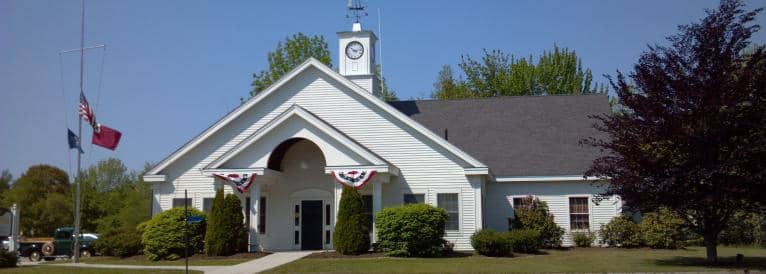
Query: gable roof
xmin=389 ymin=94 xmax=610 ymax=177
xmin=205 ymin=104 xmax=389 ymax=169
xmin=147 ymin=58 xmax=486 ymax=176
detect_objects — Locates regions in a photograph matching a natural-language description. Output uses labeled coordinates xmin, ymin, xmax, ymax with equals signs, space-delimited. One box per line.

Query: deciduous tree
xmin=583 ymin=0 xmax=765 ymax=263
xmin=433 ymin=46 xmax=606 ymax=99
xmin=2 ymin=165 xmax=71 ymax=236
xmin=250 ymin=33 xmax=333 ymax=96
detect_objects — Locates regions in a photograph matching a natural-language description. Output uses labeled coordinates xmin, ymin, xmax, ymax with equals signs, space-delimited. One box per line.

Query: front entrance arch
xmin=267 ymin=139 xmax=333 ymax=250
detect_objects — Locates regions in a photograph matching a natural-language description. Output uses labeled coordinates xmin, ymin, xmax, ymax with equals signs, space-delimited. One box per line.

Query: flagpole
xmin=73 ymin=0 xmax=85 ymax=263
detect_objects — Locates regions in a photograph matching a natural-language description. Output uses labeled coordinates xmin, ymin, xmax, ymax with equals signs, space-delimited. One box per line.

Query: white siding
xmin=485 ymin=181 xmax=619 ymax=246
xmin=156 ymin=68 xmax=477 ymax=250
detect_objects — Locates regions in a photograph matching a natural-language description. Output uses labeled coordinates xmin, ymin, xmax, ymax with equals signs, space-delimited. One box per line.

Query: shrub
xmin=205 ymin=190 xmax=247 ymax=256
xmin=640 ymin=208 xmax=685 ymax=249
xmin=95 ymin=226 xmax=143 ymax=257
xmin=506 ymin=229 xmax=541 ymax=253
xmin=572 ymin=231 xmax=595 ymax=247
xmin=205 ymin=189 xmax=225 ymax=256
xmin=333 ymin=186 xmax=371 ymax=255
xmin=0 ymin=250 xmax=17 ymax=268
xmin=600 ymin=215 xmax=642 ymax=247
xmin=376 ymin=203 xmax=447 ymax=257
xmin=512 ymin=196 xmax=565 ymax=248
xmin=142 ymin=207 xmax=206 ymax=260
xmin=471 ymin=229 xmax=512 ymax=257
xmin=225 ymin=194 xmax=249 ymax=253
xmin=719 ymin=211 xmax=766 ymax=246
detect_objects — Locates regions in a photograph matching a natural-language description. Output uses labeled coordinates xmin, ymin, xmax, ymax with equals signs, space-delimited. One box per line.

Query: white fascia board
xmin=324 ymin=165 xmax=398 ymax=176
xmin=200 ymin=168 xmax=266 ymax=176
xmin=494 ymin=175 xmax=603 ymax=182
xmin=464 ymin=167 xmax=490 ymax=176
xmin=142 ymin=175 xmax=166 ymax=183
xmin=205 ymin=104 xmax=388 ymax=169
xmin=147 ymin=58 xmax=486 ymax=176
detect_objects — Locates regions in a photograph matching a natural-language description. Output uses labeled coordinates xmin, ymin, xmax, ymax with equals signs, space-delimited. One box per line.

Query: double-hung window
xmin=403 ymin=194 xmax=425 ymax=204
xmin=172 ymin=198 xmax=192 ymax=208
xmin=437 ymin=193 xmax=459 ymax=231
xmin=569 ymin=197 xmax=589 ymax=231
xmin=202 ymin=198 xmax=214 ymax=213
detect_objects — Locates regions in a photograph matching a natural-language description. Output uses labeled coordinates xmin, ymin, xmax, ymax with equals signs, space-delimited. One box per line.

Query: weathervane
xmin=346 ymin=0 xmax=368 ymax=23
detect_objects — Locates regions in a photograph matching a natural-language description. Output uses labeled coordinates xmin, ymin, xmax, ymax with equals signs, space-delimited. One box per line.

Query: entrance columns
xmin=249 ymin=180 xmax=261 ymax=252
xmin=372 ymin=175 xmax=388 ymax=242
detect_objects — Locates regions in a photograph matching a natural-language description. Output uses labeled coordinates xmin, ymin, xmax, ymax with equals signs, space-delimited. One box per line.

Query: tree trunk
xmin=703 ymin=233 xmax=718 ymax=265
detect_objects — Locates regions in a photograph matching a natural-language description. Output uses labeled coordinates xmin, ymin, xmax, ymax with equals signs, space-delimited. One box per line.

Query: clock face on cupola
xmin=345 ymin=41 xmax=364 ymax=60
xmin=338 ymin=24 xmax=377 ymax=77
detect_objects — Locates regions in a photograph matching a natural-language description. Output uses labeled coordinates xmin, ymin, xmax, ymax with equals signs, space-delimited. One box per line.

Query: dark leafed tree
xmin=250 ymin=33 xmax=333 ymax=97
xmin=432 ymin=46 xmax=606 ymax=99
xmin=583 ymin=0 xmax=765 ymax=264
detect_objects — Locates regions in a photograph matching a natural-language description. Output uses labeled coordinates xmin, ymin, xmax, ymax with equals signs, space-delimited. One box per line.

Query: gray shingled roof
xmin=389 ymin=94 xmax=610 ymax=176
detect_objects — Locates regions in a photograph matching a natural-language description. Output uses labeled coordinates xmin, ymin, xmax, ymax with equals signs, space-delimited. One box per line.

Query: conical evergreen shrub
xmin=332 ymin=186 xmax=370 ymax=255
xmin=205 ymin=190 xmax=248 ymax=256
xmin=222 ymin=193 xmax=248 ymax=254
xmin=204 ymin=189 xmax=226 ymax=256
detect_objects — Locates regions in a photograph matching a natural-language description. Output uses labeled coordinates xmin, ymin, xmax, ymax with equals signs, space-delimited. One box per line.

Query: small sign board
xmin=186 ymin=215 xmax=204 ymax=224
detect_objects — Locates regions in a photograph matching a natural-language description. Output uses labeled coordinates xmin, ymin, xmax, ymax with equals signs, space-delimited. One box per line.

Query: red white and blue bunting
xmin=213 ymin=173 xmax=255 ymax=193
xmin=330 ymin=170 xmax=376 ymax=189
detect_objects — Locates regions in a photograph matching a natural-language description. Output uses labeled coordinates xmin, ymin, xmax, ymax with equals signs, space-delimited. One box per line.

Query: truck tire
xmin=41 ymin=242 xmax=55 ymax=256
xmin=29 ymin=250 xmax=42 ymax=262
xmin=80 ymin=249 xmax=91 ymax=258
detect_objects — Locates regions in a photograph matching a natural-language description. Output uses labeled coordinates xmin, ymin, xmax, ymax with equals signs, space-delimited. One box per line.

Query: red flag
xmin=92 ymin=124 xmax=122 ymax=150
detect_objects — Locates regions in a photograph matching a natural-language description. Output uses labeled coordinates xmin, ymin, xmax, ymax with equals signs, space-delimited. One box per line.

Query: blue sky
xmin=2 ymin=0 xmax=765 ymax=178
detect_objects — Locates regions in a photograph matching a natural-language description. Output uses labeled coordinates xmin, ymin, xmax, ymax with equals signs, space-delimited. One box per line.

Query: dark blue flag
xmin=68 ymin=129 xmax=84 ymax=154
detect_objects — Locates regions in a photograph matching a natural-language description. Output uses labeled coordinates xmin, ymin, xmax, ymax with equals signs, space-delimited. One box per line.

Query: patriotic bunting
xmin=331 ymin=169 xmax=376 ymax=189
xmin=213 ymin=173 xmax=256 ymax=193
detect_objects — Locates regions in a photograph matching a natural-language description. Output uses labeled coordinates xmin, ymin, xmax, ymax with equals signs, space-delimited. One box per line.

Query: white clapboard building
xmin=143 ymin=22 xmax=620 ymax=251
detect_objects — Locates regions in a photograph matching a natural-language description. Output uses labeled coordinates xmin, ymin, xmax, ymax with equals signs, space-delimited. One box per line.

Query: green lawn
xmin=41 ymin=253 xmax=266 ymax=266
xmin=0 ymin=266 xmax=201 ymax=274
xmin=75 ymin=257 xmax=250 ymax=266
xmin=264 ymin=246 xmax=766 ymax=273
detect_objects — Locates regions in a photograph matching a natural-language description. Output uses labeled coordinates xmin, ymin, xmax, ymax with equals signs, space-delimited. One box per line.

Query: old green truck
xmin=18 ymin=227 xmax=96 ymax=261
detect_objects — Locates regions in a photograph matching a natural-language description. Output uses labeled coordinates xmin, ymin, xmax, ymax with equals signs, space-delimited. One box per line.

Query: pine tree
xmin=332 ymin=186 xmax=370 ymax=255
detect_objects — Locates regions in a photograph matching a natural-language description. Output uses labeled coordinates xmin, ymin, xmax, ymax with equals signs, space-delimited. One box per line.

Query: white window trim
xmin=171 ymin=196 xmax=193 ymax=209
xmin=401 ymin=189 xmax=429 ymax=205
xmin=434 ymin=191 xmax=461 ymax=234
xmin=566 ymin=195 xmax=593 ymax=232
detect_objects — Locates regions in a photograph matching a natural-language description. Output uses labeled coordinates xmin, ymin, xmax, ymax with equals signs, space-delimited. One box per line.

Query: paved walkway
xmin=206 ymin=251 xmax=315 ymax=274
xmin=53 ymin=251 xmax=315 ymax=274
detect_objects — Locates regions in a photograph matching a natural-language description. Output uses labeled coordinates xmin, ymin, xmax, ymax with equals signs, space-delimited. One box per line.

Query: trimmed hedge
xmin=506 ymin=229 xmax=541 ymax=253
xmin=512 ymin=196 xmax=564 ymax=248
xmin=600 ymin=215 xmax=642 ymax=247
xmin=141 ymin=207 xmax=206 ymax=260
xmin=376 ymin=203 xmax=447 ymax=257
xmin=641 ymin=208 xmax=685 ymax=249
xmin=333 ymin=186 xmax=371 ymax=255
xmin=572 ymin=231 xmax=595 ymax=247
